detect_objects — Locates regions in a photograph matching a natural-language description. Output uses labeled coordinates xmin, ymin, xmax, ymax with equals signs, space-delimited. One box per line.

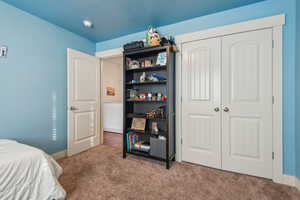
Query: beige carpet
xmin=58 ymin=145 xmax=300 ymax=200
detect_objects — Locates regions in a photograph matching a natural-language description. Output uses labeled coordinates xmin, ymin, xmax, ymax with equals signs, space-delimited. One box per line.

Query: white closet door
xmin=221 ymin=29 xmax=273 ymax=178
xmin=181 ymin=38 xmax=221 ymax=168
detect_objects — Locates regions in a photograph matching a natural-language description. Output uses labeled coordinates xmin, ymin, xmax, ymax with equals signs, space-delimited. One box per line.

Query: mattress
xmin=0 ymin=140 xmax=66 ymax=200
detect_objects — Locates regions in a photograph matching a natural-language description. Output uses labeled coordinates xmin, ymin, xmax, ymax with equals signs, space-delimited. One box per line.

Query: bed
xmin=0 ymin=140 xmax=66 ymax=200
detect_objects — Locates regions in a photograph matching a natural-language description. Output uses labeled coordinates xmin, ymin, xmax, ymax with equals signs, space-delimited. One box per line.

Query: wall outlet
xmin=0 ymin=46 xmax=8 ymax=58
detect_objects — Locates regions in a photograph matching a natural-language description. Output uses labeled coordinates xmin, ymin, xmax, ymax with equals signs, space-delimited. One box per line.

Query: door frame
xmin=175 ymin=14 xmax=285 ymax=183
xmin=95 ymin=48 xmax=123 ymax=144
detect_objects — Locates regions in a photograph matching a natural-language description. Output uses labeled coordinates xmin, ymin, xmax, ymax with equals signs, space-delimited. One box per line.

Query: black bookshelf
xmin=123 ymin=45 xmax=176 ymax=169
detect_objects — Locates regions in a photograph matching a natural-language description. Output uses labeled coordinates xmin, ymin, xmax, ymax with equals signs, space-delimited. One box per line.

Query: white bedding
xmin=0 ymin=140 xmax=66 ymax=200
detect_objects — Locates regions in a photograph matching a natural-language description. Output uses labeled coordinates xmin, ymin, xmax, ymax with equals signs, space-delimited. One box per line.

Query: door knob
xmin=223 ymin=107 xmax=230 ymax=112
xmin=70 ymin=106 xmax=78 ymax=111
xmin=214 ymin=107 xmax=220 ymax=112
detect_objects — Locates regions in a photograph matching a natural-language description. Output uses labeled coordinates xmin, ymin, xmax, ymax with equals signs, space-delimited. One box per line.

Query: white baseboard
xmin=104 ymin=128 xmax=123 ymax=134
xmin=296 ymin=177 xmax=300 ymax=191
xmin=280 ymin=174 xmax=296 ymax=186
xmin=52 ymin=150 xmax=67 ymax=160
xmin=280 ymin=174 xmax=300 ymax=192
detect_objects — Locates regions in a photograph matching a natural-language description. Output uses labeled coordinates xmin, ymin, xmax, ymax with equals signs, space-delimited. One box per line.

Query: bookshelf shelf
xmin=127 ymin=151 xmax=166 ymax=161
xmin=126 ymin=99 xmax=167 ymax=103
xmin=126 ymin=80 xmax=167 ymax=86
xmin=126 ymin=65 xmax=167 ymax=72
xmin=126 ymin=113 xmax=166 ymax=121
xmin=126 ymin=129 xmax=166 ymax=136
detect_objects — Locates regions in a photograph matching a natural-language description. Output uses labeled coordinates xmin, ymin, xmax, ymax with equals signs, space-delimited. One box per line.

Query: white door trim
xmin=95 ymin=48 xmax=123 ymax=144
xmin=95 ymin=48 xmax=123 ymax=58
xmin=175 ymin=14 xmax=285 ymax=184
xmin=176 ymin=14 xmax=285 ymax=44
xmin=296 ymin=177 xmax=300 ymax=191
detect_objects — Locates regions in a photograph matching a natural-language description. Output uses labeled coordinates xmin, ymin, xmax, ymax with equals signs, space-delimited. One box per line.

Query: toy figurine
xmin=128 ymin=89 xmax=138 ymax=100
xmin=139 ymin=93 xmax=146 ymax=100
xmin=148 ymin=73 xmax=166 ymax=82
xmin=157 ymin=93 xmax=162 ymax=101
xmin=146 ymin=106 xmax=166 ymax=119
xmin=144 ymin=60 xmax=152 ymax=67
xmin=140 ymin=72 xmax=146 ymax=82
xmin=146 ymin=27 xmax=161 ymax=47
xmin=151 ymin=122 xmax=159 ymax=135
xmin=147 ymin=93 xmax=152 ymax=100
xmin=127 ymin=58 xmax=140 ymax=70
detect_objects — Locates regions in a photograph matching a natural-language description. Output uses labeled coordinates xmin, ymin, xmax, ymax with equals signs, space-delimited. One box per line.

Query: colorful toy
xmin=127 ymin=58 xmax=140 ymax=69
xmin=140 ymin=72 xmax=146 ymax=82
xmin=139 ymin=93 xmax=146 ymax=100
xmin=157 ymin=93 xmax=162 ymax=101
xmin=148 ymin=73 xmax=166 ymax=82
xmin=128 ymin=89 xmax=138 ymax=99
xmin=146 ymin=27 xmax=161 ymax=46
xmin=147 ymin=93 xmax=152 ymax=100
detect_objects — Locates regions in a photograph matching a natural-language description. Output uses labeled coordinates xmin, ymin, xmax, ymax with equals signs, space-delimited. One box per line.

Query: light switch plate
xmin=0 ymin=46 xmax=8 ymax=57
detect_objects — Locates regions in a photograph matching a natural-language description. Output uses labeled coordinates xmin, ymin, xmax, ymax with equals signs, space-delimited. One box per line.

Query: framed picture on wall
xmin=106 ymin=87 xmax=115 ymax=96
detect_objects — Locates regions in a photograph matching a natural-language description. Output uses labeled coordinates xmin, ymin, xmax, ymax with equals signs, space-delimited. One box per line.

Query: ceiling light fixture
xmin=83 ymin=20 xmax=93 ymax=28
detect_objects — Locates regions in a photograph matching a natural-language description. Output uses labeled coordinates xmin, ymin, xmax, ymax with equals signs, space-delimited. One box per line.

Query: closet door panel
xmin=221 ymin=29 xmax=273 ymax=179
xmin=181 ymin=38 xmax=221 ymax=169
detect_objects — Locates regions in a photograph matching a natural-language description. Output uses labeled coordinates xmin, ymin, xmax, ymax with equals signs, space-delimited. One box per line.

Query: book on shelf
xmin=126 ymin=131 xmax=150 ymax=153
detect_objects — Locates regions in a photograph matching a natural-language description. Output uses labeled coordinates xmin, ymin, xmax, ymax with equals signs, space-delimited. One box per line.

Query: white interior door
xmin=181 ymin=38 xmax=221 ymax=168
xmin=67 ymin=48 xmax=101 ymax=156
xmin=221 ymin=29 xmax=273 ymax=178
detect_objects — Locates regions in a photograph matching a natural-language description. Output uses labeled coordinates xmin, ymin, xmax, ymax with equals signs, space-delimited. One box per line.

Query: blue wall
xmin=96 ymin=0 xmax=297 ymax=176
xmin=0 ymin=1 xmax=95 ymax=154
xmin=296 ymin=1 xmax=300 ymax=179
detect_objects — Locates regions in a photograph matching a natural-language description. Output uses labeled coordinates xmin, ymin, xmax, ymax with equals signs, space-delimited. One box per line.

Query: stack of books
xmin=126 ymin=132 xmax=150 ymax=153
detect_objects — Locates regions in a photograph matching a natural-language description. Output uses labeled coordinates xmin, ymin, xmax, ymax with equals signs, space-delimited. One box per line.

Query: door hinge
xmin=272 ymin=96 xmax=275 ymax=104
xmin=272 ymin=152 xmax=275 ymax=160
xmin=181 ymin=138 xmax=183 ymax=144
xmin=272 ymin=40 xmax=274 ymax=48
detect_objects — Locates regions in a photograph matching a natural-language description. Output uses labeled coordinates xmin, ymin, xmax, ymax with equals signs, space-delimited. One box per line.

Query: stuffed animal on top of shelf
xmin=146 ymin=27 xmax=161 ymax=47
